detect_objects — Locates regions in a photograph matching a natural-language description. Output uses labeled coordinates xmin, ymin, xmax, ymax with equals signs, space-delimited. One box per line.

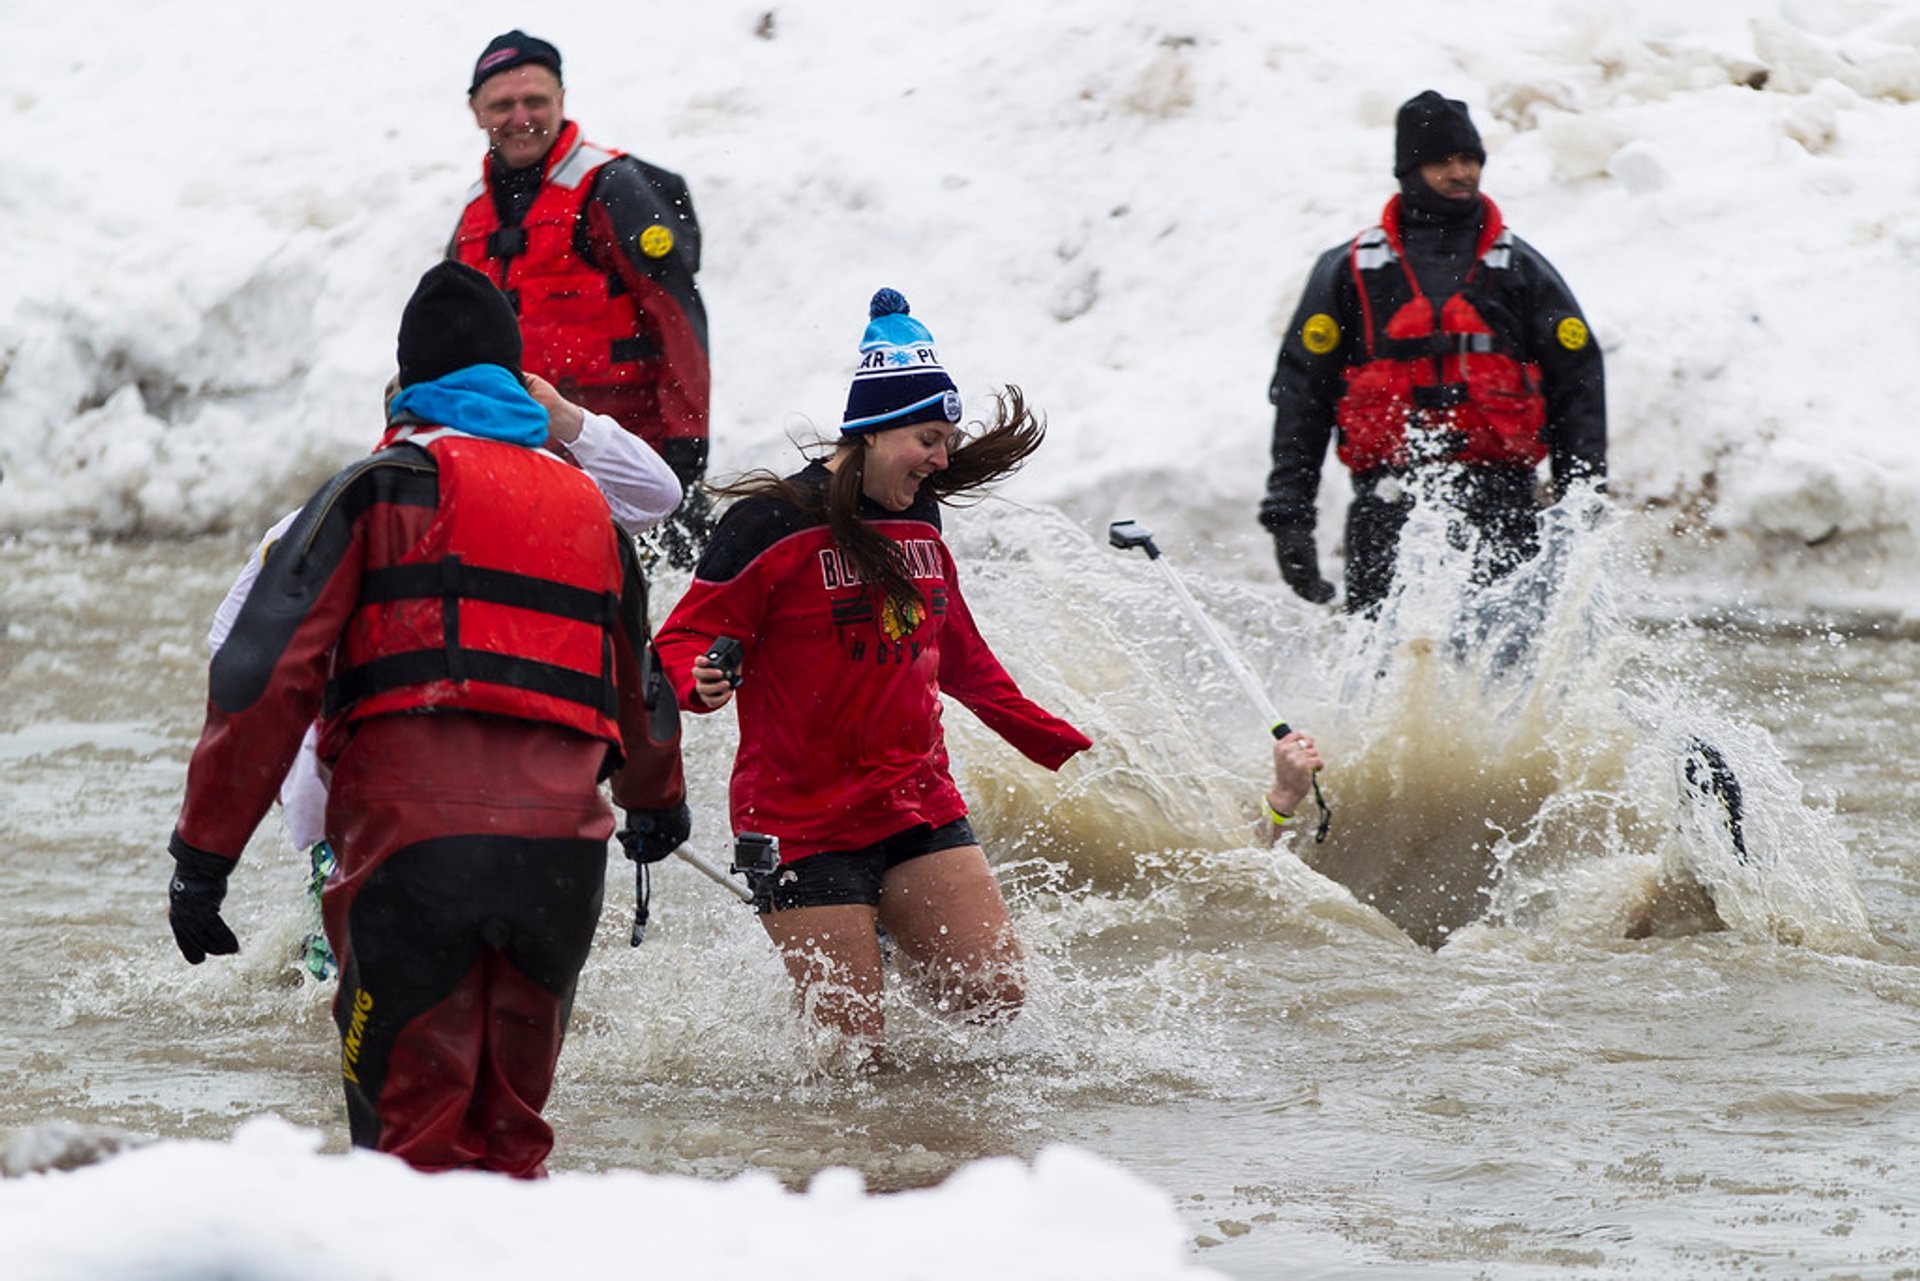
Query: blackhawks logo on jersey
xmin=880 ymin=592 xmax=925 ymax=642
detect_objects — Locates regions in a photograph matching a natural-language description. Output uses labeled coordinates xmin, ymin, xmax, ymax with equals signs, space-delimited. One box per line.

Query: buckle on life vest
xmin=488 ymin=226 xmax=529 ymax=260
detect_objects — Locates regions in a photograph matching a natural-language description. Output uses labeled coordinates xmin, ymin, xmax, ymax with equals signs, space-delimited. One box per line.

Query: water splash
xmin=948 ymin=490 xmax=1872 ymax=954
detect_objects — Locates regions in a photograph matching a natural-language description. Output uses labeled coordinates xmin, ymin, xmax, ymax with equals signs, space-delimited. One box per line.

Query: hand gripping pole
xmin=1108 ymin=519 xmax=1331 ymax=841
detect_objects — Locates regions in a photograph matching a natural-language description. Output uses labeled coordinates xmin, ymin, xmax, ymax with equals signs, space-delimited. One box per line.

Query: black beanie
xmin=396 ymin=262 xmax=523 ymax=387
xmin=1394 ymin=90 xmax=1486 ymax=177
xmin=469 ymin=29 xmax=563 ymax=96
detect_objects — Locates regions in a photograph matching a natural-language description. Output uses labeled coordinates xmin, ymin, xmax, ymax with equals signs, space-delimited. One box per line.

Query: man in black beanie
xmin=167 ymin=260 xmax=686 ymax=1176
xmin=1258 ymin=89 xmax=1606 ymax=614
xmin=395 ymin=259 xmax=525 ymax=386
xmin=452 ymin=28 xmax=714 ymax=568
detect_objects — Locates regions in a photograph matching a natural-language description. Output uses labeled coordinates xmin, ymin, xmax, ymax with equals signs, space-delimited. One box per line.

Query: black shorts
xmin=751 ymin=817 xmax=977 ymax=914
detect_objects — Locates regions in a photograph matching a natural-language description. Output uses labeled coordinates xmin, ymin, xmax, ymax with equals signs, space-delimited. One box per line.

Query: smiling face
xmin=859 ymin=417 xmax=954 ymax=512
xmin=469 ymin=64 xmax=565 ymax=171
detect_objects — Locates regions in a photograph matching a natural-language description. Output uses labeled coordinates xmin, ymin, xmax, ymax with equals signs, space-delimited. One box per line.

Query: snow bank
xmin=3 ymin=0 xmax=1917 ymax=616
xmin=1 ymin=1117 xmax=1221 ymax=1281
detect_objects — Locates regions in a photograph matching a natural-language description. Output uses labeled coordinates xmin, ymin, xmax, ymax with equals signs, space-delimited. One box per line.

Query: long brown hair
xmin=711 ymin=385 xmax=1047 ymax=615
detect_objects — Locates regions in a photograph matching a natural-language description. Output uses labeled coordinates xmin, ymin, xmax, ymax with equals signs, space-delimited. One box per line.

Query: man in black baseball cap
xmin=1258 ymin=89 xmax=1607 ymax=614
xmin=454 ymin=28 xmax=717 ymax=568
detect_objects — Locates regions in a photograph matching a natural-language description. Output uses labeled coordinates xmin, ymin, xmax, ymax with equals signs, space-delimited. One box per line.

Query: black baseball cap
xmin=469 ymin=30 xmax=562 ymax=96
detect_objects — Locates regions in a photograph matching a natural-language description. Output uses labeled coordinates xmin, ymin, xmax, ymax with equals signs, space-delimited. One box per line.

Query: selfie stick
xmin=1108 ymin=519 xmax=1331 ymax=840
xmin=1108 ymin=520 xmax=1295 ymax=737
xmin=674 ymin=845 xmax=755 ymax=902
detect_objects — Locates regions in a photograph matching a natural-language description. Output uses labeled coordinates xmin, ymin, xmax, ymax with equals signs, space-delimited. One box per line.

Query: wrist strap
xmin=1261 ymin=796 xmax=1292 ymax=828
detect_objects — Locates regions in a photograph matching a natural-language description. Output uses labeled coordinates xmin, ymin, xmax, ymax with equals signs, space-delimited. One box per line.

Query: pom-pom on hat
xmin=396 ymin=261 xmax=524 ymax=387
xmin=841 ymin=288 xmax=962 ymax=435
xmin=1393 ymin=90 xmax=1485 ymax=176
xmin=469 ymin=30 xmax=563 ymax=96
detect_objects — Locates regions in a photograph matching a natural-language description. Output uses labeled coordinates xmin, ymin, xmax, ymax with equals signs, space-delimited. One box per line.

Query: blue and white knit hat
xmin=841 ymin=288 xmax=962 ymax=434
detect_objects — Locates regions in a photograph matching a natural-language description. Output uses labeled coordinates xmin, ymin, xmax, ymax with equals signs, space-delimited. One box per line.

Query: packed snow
xmin=0 ymin=1117 xmax=1217 ymax=1281
xmin=7 ymin=0 xmax=1919 ymax=615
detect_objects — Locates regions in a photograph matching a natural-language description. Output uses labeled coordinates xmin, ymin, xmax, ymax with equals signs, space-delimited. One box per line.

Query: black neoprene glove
xmin=616 ymin=802 xmax=692 ymax=865
xmin=168 ymin=838 xmax=239 ymax=965
xmin=1271 ymin=523 xmax=1336 ymax=605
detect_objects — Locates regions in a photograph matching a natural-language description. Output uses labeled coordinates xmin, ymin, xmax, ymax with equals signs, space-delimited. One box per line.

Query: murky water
xmin=3 ymin=510 xmax=1916 ymax=1278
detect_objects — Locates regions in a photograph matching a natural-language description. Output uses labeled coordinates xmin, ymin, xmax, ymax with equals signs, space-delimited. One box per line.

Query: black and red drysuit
xmin=1259 ymin=193 xmax=1606 ymax=613
xmin=170 ymin=424 xmax=683 ymax=1176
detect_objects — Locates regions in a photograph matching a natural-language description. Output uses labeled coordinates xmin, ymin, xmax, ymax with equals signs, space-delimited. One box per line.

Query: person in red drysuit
xmin=165 ymin=261 xmax=684 ymax=1176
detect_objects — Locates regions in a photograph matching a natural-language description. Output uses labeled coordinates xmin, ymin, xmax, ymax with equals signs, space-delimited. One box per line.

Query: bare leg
xmin=758 ymin=904 xmax=887 ymax=1056
xmin=879 ymin=844 xmax=1026 ymax=1025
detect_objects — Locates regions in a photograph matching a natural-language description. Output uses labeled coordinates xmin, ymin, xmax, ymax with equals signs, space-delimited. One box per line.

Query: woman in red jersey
xmin=654 ymin=288 xmax=1090 ymax=1060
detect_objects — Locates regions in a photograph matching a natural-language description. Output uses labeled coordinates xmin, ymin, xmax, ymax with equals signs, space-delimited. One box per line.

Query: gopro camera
xmin=1107 ymin=519 xmax=1162 ymax=559
xmin=705 ymin=636 xmax=745 ymax=688
xmin=730 ymin=832 xmax=779 ymax=878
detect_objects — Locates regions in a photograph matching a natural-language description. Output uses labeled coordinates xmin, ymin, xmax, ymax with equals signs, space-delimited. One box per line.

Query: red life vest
xmin=1335 ymin=196 xmax=1548 ymax=473
xmin=450 ymin=122 xmax=654 ymax=396
xmin=321 ymin=429 xmax=623 ymax=752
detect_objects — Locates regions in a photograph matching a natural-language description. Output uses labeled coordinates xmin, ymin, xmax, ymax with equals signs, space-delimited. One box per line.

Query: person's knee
xmin=919 ymin=946 xmax=1026 ymax=1025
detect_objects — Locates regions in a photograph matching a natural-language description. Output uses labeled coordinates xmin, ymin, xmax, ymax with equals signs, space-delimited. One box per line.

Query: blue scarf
xmin=386 ymin=365 xmax=548 ymax=447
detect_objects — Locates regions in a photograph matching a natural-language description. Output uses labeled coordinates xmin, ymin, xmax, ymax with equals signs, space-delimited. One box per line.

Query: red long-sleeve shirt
xmin=653 ymin=463 xmax=1089 ymax=862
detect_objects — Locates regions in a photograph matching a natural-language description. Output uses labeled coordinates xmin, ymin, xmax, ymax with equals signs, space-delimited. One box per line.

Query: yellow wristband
xmin=1262 ymin=796 xmax=1292 ymax=827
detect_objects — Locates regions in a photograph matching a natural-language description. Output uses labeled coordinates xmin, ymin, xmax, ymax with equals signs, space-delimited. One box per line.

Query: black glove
xmin=1271 ymin=523 xmax=1335 ymax=605
xmin=168 ymin=841 xmax=239 ymax=965
xmin=616 ymin=802 xmax=692 ymax=865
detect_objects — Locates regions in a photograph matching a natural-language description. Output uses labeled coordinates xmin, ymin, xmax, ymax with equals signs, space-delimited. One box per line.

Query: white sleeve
xmin=568 ymin=410 xmax=684 ymax=534
xmin=278 ymin=725 xmax=330 ymax=850
xmin=208 ymin=510 xmax=301 ymax=654
xmin=211 ymin=511 xmax=333 ymax=846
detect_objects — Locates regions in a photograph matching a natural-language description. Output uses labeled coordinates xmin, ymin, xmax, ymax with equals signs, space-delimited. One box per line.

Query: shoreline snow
xmin=4 ymin=1 xmax=1918 ymax=619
